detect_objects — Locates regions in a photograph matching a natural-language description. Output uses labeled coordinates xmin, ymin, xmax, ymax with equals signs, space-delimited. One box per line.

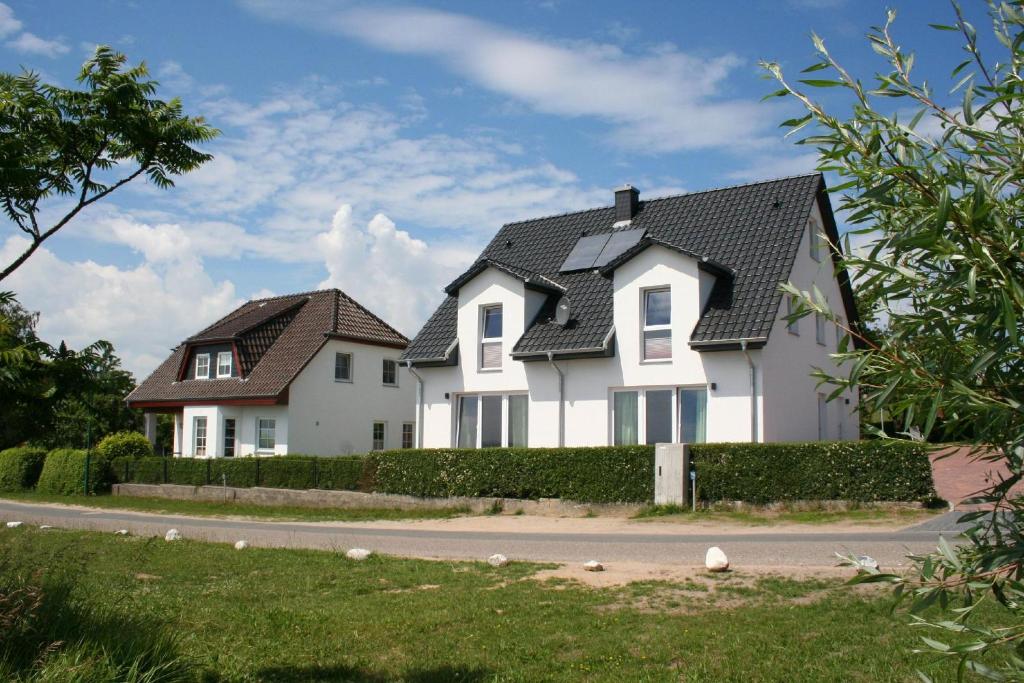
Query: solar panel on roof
xmin=559 ymin=233 xmax=612 ymax=272
xmin=594 ymin=228 xmax=645 ymax=267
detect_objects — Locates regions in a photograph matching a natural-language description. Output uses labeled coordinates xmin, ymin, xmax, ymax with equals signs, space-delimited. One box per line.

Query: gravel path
xmin=0 ymin=500 xmax=969 ymax=569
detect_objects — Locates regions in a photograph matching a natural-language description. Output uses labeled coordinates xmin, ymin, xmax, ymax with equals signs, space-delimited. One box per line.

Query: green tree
xmin=764 ymin=2 xmax=1024 ymax=679
xmin=0 ymin=45 xmax=217 ymax=281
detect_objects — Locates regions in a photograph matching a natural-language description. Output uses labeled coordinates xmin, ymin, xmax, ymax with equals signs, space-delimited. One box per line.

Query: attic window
xmin=195 ymin=353 xmax=210 ymax=379
xmin=643 ymin=288 xmax=672 ymax=360
xmin=480 ymin=305 xmax=503 ymax=370
xmin=216 ymin=351 xmax=233 ymax=378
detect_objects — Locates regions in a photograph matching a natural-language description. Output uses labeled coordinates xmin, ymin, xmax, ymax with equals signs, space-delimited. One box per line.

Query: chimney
xmin=614 ymin=184 xmax=639 ymax=224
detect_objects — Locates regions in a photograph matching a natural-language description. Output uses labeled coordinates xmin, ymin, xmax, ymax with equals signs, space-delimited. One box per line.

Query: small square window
xmin=401 ymin=422 xmax=415 ymax=449
xmin=216 ymin=351 xmax=233 ymax=378
xmin=335 ymin=352 xmax=353 ymax=382
xmin=372 ymin=421 xmax=386 ymax=450
xmin=382 ymin=359 xmax=398 ymax=386
xmin=195 ymin=353 xmax=210 ymax=379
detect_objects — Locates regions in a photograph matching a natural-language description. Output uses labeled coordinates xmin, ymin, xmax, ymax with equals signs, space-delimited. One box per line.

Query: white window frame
xmin=641 ymin=287 xmax=672 ymax=362
xmin=372 ymin=421 xmax=387 ymax=451
xmin=222 ymin=417 xmax=236 ymax=457
xmin=401 ymin=422 xmax=415 ymax=449
xmin=195 ymin=353 xmax=210 ymax=379
xmin=335 ymin=352 xmax=353 ymax=383
xmin=479 ymin=304 xmax=503 ymax=371
xmin=382 ymin=359 xmax=399 ymax=387
xmin=454 ymin=393 xmax=528 ymax=448
xmin=786 ymin=296 xmax=799 ymax=336
xmin=610 ymin=385 xmax=708 ymax=445
xmin=193 ymin=416 xmax=207 ymax=456
xmin=216 ymin=351 xmax=233 ymax=378
xmin=809 ymin=217 xmax=823 ymax=262
xmin=815 ymin=312 xmax=827 ymax=346
xmin=257 ymin=417 xmax=276 ymax=453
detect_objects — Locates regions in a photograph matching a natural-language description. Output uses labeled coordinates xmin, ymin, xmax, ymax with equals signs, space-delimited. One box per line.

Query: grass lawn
xmin=0 ymin=490 xmax=471 ymax=522
xmin=0 ymin=527 xmax=1000 ymax=682
xmin=633 ymin=504 xmax=943 ymax=526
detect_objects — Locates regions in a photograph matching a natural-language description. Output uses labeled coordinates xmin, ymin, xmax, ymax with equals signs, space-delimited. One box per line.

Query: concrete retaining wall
xmin=112 ymin=483 xmax=643 ymax=517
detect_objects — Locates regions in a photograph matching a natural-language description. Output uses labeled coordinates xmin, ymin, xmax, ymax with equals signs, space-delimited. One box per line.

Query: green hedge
xmin=36 ymin=449 xmax=112 ymax=496
xmin=691 ymin=441 xmax=936 ymax=503
xmin=0 ymin=447 xmax=47 ymax=491
xmin=113 ymin=455 xmax=368 ymax=491
xmin=97 ymin=431 xmax=153 ymax=460
xmin=371 ymin=447 xmax=654 ymax=503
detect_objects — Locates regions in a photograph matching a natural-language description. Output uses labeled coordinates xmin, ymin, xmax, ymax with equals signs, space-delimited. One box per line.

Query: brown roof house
xmin=128 ymin=289 xmax=416 ymax=457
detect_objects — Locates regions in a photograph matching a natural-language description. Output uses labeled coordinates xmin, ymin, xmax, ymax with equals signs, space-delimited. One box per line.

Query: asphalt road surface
xmin=0 ymin=500 xmax=970 ymax=569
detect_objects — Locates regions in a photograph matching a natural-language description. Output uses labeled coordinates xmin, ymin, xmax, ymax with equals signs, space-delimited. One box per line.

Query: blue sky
xmin=0 ymin=0 xmax=997 ymax=377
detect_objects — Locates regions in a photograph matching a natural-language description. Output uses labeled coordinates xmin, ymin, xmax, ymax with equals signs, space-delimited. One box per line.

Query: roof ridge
xmin=498 ymin=172 xmax=821 ymax=229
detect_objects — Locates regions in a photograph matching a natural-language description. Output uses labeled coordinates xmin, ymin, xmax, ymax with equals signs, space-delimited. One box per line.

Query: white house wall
xmin=760 ymin=199 xmax=860 ymax=441
xmin=287 ymin=339 xmax=415 ymax=454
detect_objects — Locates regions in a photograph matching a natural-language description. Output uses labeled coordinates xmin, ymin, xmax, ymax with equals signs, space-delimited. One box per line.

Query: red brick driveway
xmin=930 ymin=446 xmax=1020 ymax=507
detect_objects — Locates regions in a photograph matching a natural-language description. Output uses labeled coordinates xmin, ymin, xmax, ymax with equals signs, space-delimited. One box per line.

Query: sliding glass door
xmin=611 ymin=386 xmax=708 ymax=445
xmin=457 ymin=394 xmax=528 ymax=448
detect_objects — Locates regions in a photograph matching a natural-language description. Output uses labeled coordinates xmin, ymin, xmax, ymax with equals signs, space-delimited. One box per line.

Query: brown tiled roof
xmin=127 ymin=289 xmax=408 ymax=406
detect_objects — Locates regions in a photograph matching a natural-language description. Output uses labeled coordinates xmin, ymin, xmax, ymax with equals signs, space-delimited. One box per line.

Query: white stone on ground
xmin=39 ymin=525 xmax=53 ymax=530
xmin=487 ymin=553 xmax=509 ymax=567
xmin=705 ymin=546 xmax=730 ymax=572
xmin=114 ymin=529 xmax=129 ymax=535
xmin=583 ymin=560 xmax=604 ymax=572
xmin=856 ymin=555 xmax=879 ymax=570
xmin=346 ymin=548 xmax=371 ymax=560
xmin=164 ymin=529 xmax=181 ymax=542
xmin=5 ymin=521 xmax=22 ymax=528
xmin=234 ymin=540 xmax=249 ymax=550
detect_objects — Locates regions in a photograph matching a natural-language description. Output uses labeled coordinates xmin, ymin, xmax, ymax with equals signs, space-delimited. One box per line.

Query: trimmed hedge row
xmin=111 ymin=455 xmax=366 ymax=492
xmin=0 ymin=447 xmax=47 ymax=491
xmin=105 ymin=441 xmax=936 ymax=504
xmin=692 ymin=441 xmax=936 ymax=503
xmin=371 ymin=447 xmax=653 ymax=503
xmin=36 ymin=449 xmax=113 ymax=495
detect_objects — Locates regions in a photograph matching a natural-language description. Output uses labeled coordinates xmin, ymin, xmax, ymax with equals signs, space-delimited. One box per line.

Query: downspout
xmin=405 ymin=361 xmax=425 ymax=448
xmin=740 ymin=340 xmax=759 ymax=443
xmin=546 ymin=351 xmax=565 ymax=447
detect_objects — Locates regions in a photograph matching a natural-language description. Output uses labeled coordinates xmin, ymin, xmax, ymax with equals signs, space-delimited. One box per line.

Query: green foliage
xmin=0 ymin=46 xmax=218 ymax=281
xmin=114 ymin=455 xmax=370 ymax=492
xmin=693 ymin=441 xmax=935 ymax=504
xmin=764 ymin=3 xmax=1024 ymax=678
xmin=372 ymin=447 xmax=654 ymax=503
xmin=36 ymin=448 xmax=111 ymax=495
xmin=0 ymin=446 xmax=46 ymax=491
xmin=96 ymin=431 xmax=152 ymax=461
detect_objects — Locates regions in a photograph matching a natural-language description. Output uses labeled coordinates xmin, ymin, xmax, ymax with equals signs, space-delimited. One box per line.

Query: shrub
xmin=36 ymin=449 xmax=112 ymax=496
xmin=316 ymin=456 xmax=366 ymax=491
xmin=115 ymin=455 xmax=367 ymax=491
xmin=690 ymin=441 xmax=936 ymax=504
xmin=0 ymin=447 xmax=47 ymax=491
xmin=96 ymin=431 xmax=153 ymax=461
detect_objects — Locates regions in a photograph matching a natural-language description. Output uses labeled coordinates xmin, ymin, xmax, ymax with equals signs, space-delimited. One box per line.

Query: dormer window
xmin=643 ymin=288 xmax=671 ymax=360
xmin=481 ymin=305 xmax=503 ymax=370
xmin=195 ymin=353 xmax=210 ymax=379
xmin=216 ymin=351 xmax=233 ymax=378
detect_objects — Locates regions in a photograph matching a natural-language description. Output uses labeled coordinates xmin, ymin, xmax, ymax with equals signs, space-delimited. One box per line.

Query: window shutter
xmin=481 ymin=341 xmax=502 ymax=368
xmin=643 ymin=330 xmax=672 ymax=360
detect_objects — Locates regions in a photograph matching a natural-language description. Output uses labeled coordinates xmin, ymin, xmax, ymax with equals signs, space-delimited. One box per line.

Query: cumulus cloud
xmin=239 ymin=1 xmax=775 ymax=152
xmin=0 ymin=234 xmax=241 ymax=378
xmin=316 ymin=205 xmax=476 ymax=336
xmin=6 ymin=31 xmax=68 ymax=57
xmin=0 ymin=2 xmax=22 ymax=37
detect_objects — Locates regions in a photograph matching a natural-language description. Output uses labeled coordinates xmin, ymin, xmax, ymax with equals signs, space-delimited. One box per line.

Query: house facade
xmin=127 ymin=289 xmax=416 ymax=457
xmin=402 ymin=174 xmax=859 ymax=448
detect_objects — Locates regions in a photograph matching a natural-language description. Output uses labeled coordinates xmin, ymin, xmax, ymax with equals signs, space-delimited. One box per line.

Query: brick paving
xmin=930 ymin=446 xmax=1020 ymax=508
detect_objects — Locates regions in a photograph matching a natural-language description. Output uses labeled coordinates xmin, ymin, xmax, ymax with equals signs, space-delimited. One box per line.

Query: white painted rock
xmin=856 ymin=555 xmax=879 ymax=571
xmin=705 ymin=546 xmax=729 ymax=572
xmin=39 ymin=525 xmax=53 ymax=530
xmin=234 ymin=540 xmax=249 ymax=550
xmin=164 ymin=529 xmax=181 ymax=542
xmin=5 ymin=521 xmax=22 ymax=528
xmin=346 ymin=548 xmax=371 ymax=561
xmin=114 ymin=529 xmax=129 ymax=535
xmin=487 ymin=553 xmax=509 ymax=567
xmin=583 ymin=560 xmax=604 ymax=572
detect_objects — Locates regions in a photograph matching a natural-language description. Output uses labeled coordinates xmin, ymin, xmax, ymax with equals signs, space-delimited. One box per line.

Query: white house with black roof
xmin=402 ymin=174 xmax=860 ymax=448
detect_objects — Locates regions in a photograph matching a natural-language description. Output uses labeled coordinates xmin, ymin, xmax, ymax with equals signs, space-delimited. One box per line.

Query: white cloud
xmin=239 ymin=1 xmax=775 ymax=152
xmin=316 ymin=205 xmax=476 ymax=336
xmin=1 ymin=234 xmax=241 ymax=378
xmin=156 ymin=61 xmax=195 ymax=92
xmin=6 ymin=31 xmax=69 ymax=58
xmin=0 ymin=2 xmax=22 ymax=38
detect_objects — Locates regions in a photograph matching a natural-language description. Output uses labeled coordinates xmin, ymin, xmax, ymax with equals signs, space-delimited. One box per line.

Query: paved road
xmin=0 ymin=500 xmax=969 ymax=568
